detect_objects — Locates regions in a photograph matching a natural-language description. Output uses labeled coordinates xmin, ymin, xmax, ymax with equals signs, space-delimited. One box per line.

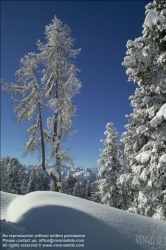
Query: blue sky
xmin=1 ymin=1 xmax=150 ymax=168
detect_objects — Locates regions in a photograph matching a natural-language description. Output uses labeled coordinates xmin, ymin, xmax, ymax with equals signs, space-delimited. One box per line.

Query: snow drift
xmin=1 ymin=191 xmax=166 ymax=250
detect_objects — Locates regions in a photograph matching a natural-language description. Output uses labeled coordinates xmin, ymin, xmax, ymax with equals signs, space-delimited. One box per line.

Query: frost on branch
xmin=121 ymin=0 xmax=166 ymax=220
xmin=150 ymin=103 xmax=166 ymax=127
xmin=36 ymin=16 xmax=81 ymax=190
xmin=1 ymin=16 xmax=81 ymax=192
xmin=43 ymin=129 xmax=52 ymax=142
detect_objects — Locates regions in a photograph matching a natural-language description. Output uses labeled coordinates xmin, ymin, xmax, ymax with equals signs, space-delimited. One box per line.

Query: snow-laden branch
xmin=150 ymin=103 xmax=166 ymax=127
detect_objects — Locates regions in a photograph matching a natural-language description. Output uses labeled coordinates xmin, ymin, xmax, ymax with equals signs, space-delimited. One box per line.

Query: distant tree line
xmin=0 ymin=156 xmax=101 ymax=203
xmin=0 ymin=157 xmax=50 ymax=194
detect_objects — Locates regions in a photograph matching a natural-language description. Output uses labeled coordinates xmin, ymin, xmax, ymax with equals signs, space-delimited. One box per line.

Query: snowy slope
xmin=1 ymin=192 xmax=19 ymax=219
xmin=1 ymin=191 xmax=166 ymax=250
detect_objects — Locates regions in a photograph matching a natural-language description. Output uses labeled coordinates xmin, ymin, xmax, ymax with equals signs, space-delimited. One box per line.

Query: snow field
xmin=1 ymin=191 xmax=166 ymax=250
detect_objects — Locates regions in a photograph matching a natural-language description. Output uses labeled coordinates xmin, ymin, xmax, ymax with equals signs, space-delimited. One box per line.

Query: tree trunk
xmin=39 ymin=105 xmax=60 ymax=192
xmin=52 ymin=80 xmax=62 ymax=192
xmin=50 ymin=173 xmax=60 ymax=191
xmin=51 ymin=111 xmax=61 ymax=192
xmin=38 ymin=104 xmax=46 ymax=172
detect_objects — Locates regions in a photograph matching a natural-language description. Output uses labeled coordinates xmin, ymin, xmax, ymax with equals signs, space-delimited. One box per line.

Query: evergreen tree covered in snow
xmin=22 ymin=171 xmax=30 ymax=195
xmin=27 ymin=166 xmax=39 ymax=193
xmin=72 ymin=180 xmax=88 ymax=199
xmin=1 ymin=157 xmax=25 ymax=194
xmin=79 ymin=180 xmax=87 ymax=198
xmin=98 ymin=123 xmax=122 ymax=208
xmin=88 ymin=180 xmax=101 ymax=203
xmin=0 ymin=158 xmax=7 ymax=191
xmin=121 ymin=0 xmax=166 ymax=220
xmin=37 ymin=16 xmax=82 ymax=191
xmin=61 ymin=174 xmax=77 ymax=195
xmin=42 ymin=172 xmax=51 ymax=191
xmin=27 ymin=165 xmax=50 ymax=193
xmin=73 ymin=182 xmax=81 ymax=197
xmin=85 ymin=180 xmax=91 ymax=199
xmin=116 ymin=142 xmax=135 ymax=211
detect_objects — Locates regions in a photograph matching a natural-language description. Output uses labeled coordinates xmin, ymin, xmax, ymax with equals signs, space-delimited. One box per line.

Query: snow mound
xmin=1 ymin=191 xmax=19 ymax=220
xmin=1 ymin=191 xmax=166 ymax=250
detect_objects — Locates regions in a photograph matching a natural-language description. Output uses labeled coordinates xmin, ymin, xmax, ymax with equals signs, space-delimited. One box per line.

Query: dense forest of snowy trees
xmin=98 ymin=0 xmax=166 ymax=220
xmin=0 ymin=156 xmax=102 ymax=202
xmin=0 ymin=157 xmax=50 ymax=194
xmin=1 ymin=0 xmax=166 ymax=221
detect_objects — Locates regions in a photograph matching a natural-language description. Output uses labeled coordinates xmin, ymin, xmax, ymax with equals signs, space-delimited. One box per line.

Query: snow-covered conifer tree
xmin=27 ymin=165 xmax=50 ymax=193
xmin=1 ymin=17 xmax=81 ymax=192
xmin=79 ymin=180 xmax=87 ymax=198
xmin=61 ymin=174 xmax=77 ymax=195
xmin=121 ymin=0 xmax=166 ymax=220
xmin=89 ymin=180 xmax=101 ymax=203
xmin=21 ymin=170 xmax=30 ymax=195
xmin=85 ymin=180 xmax=91 ymax=199
xmin=42 ymin=171 xmax=51 ymax=191
xmin=116 ymin=141 xmax=134 ymax=211
xmin=98 ymin=123 xmax=122 ymax=208
xmin=73 ymin=182 xmax=82 ymax=197
xmin=27 ymin=166 xmax=40 ymax=193
xmin=2 ymin=157 xmax=25 ymax=194
xmin=37 ymin=16 xmax=81 ymax=191
xmin=0 ymin=158 xmax=7 ymax=191
xmin=2 ymin=53 xmax=49 ymax=173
